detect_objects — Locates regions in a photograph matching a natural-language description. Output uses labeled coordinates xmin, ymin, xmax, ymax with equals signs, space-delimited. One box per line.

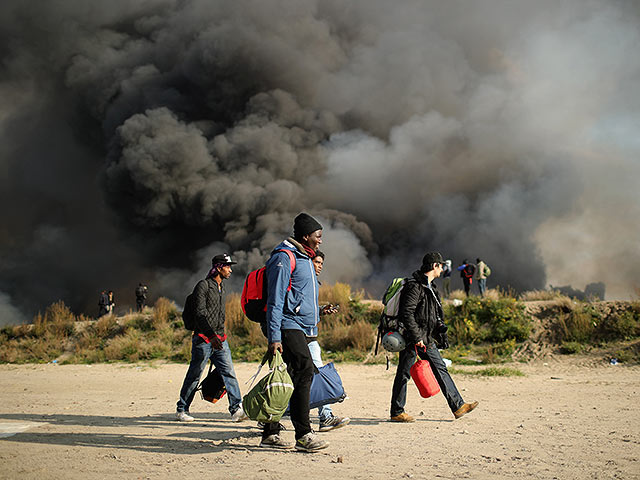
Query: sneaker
xmin=231 ymin=407 xmax=249 ymax=422
xmin=319 ymin=415 xmax=351 ymax=432
xmin=295 ymin=432 xmax=329 ymax=452
xmin=176 ymin=411 xmax=194 ymax=422
xmin=390 ymin=412 xmax=415 ymax=423
xmin=259 ymin=434 xmax=293 ymax=450
xmin=453 ymin=401 xmax=479 ymax=419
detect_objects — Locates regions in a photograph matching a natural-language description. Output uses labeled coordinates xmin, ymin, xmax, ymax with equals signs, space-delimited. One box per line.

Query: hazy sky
xmin=1 ymin=0 xmax=638 ymax=324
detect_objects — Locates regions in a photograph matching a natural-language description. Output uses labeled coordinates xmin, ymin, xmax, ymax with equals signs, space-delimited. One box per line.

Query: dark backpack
xmin=241 ymin=249 xmax=296 ymax=323
xmin=198 ymin=361 xmax=227 ymax=403
xmin=182 ymin=284 xmax=200 ymax=331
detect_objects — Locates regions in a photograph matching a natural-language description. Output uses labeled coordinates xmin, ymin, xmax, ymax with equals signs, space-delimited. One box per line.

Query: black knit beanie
xmin=420 ymin=252 xmax=444 ymax=272
xmin=293 ymin=213 xmax=323 ymax=240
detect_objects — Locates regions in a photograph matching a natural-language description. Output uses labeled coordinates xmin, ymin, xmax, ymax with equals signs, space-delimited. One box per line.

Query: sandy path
xmin=0 ymin=359 xmax=638 ymax=479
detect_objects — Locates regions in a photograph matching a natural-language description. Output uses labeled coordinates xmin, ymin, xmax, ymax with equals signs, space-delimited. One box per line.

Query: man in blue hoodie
xmin=260 ymin=213 xmax=329 ymax=453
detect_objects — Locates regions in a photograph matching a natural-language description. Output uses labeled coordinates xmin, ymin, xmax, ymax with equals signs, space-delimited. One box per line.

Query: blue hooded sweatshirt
xmin=265 ymin=238 xmax=319 ymax=343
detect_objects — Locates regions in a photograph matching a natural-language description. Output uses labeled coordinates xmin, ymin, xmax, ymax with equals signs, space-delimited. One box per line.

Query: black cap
xmin=211 ymin=253 xmax=237 ymax=266
xmin=293 ymin=212 xmax=323 ymax=239
xmin=421 ymin=252 xmax=444 ymax=272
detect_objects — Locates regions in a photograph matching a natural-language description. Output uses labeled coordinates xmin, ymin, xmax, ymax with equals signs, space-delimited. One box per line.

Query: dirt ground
xmin=0 ymin=357 xmax=638 ymax=480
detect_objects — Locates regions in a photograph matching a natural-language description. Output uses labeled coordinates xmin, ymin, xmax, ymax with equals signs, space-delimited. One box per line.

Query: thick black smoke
xmin=1 ymin=0 xmax=638 ymax=325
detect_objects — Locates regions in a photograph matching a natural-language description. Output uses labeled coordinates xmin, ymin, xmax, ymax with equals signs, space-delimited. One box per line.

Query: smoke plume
xmin=1 ymin=0 xmax=638 ymax=324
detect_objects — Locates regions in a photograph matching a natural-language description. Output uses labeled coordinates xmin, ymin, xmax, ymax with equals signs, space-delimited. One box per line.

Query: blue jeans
xmin=390 ymin=342 xmax=464 ymax=416
xmin=478 ymin=278 xmax=487 ymax=297
xmin=307 ymin=340 xmax=333 ymax=422
xmin=177 ymin=335 xmax=242 ymax=415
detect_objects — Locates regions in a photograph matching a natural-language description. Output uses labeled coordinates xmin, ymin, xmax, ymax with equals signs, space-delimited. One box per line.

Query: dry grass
xmin=519 ymin=289 xmax=568 ymax=301
xmin=319 ymin=283 xmax=354 ymax=313
xmin=449 ymin=289 xmax=467 ymax=300
xmin=546 ymin=295 xmax=577 ymax=311
xmin=319 ymin=317 xmax=376 ymax=352
xmin=33 ymin=301 xmax=76 ymax=338
xmin=152 ymin=297 xmax=176 ymax=329
xmin=483 ymin=289 xmax=502 ymax=301
xmin=557 ymin=309 xmax=595 ymax=343
xmin=226 ymin=293 xmax=265 ymax=346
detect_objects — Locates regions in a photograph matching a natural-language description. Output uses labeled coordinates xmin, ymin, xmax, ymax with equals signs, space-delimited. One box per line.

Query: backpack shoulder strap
xmin=278 ymin=249 xmax=296 ymax=274
xmin=276 ymin=249 xmax=296 ymax=291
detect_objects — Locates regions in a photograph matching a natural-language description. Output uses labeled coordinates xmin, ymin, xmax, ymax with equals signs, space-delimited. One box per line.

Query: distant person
xmin=475 ymin=258 xmax=489 ymax=297
xmin=309 ymin=250 xmax=350 ymax=432
xmin=261 ymin=212 xmax=329 ymax=452
xmin=441 ymin=260 xmax=452 ymax=298
xmin=107 ymin=290 xmax=115 ymax=314
xmin=457 ymin=259 xmax=476 ymax=297
xmin=176 ymin=254 xmax=248 ymax=423
xmin=135 ymin=283 xmax=148 ymax=312
xmin=390 ymin=252 xmax=478 ymax=422
xmin=98 ymin=290 xmax=109 ymax=317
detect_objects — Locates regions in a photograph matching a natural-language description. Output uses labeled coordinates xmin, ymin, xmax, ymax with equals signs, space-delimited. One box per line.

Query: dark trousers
xmin=263 ymin=329 xmax=314 ymax=440
xmin=390 ymin=342 xmax=464 ymax=417
xmin=463 ymin=279 xmax=471 ymax=297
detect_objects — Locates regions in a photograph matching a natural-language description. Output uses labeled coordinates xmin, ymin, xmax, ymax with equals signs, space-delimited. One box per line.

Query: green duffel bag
xmin=243 ymin=350 xmax=294 ymax=423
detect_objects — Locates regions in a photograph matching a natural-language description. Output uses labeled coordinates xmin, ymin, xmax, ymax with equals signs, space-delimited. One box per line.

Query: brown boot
xmin=454 ymin=401 xmax=479 ymax=419
xmin=390 ymin=412 xmax=415 ymax=423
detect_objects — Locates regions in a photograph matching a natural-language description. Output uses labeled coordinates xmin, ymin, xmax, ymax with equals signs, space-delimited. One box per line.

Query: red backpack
xmin=241 ymin=249 xmax=296 ymax=323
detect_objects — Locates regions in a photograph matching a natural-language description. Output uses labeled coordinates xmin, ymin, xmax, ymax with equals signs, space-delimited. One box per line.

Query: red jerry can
xmin=410 ymin=347 xmax=441 ymax=398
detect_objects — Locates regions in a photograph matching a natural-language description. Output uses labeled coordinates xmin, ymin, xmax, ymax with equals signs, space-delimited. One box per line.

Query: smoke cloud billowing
xmin=1 ymin=0 xmax=638 ymax=324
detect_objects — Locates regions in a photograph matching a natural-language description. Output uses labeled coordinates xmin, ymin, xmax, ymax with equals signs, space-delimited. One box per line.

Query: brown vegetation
xmin=1 ymin=286 xmax=639 ymax=365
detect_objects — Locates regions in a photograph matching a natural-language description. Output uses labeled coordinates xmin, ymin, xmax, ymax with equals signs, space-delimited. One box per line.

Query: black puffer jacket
xmin=399 ymin=270 xmax=444 ymax=345
xmin=193 ymin=278 xmax=226 ymax=338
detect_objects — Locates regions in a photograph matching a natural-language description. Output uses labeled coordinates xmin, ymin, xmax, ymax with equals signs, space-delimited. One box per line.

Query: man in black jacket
xmin=176 ymin=254 xmax=248 ymax=423
xmin=390 ymin=252 xmax=478 ymax=422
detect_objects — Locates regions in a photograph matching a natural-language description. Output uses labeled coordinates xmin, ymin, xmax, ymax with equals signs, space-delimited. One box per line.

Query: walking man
xmin=176 ymin=254 xmax=248 ymax=423
xmin=390 ymin=252 xmax=478 ymax=422
xmin=261 ymin=213 xmax=329 ymax=452
xmin=309 ymin=250 xmax=350 ymax=432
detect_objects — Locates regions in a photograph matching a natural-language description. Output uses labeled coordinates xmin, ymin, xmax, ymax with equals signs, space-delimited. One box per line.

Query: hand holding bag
xmin=242 ymin=350 xmax=294 ymax=423
xmin=410 ymin=346 xmax=441 ymax=398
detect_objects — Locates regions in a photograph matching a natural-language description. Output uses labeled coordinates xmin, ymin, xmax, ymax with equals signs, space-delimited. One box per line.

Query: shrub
xmin=319 ymin=283 xmax=354 ymax=316
xmin=171 ymin=336 xmax=192 ymax=363
xmin=33 ymin=301 xmax=76 ymax=338
xmin=557 ymin=308 xmax=595 ymax=343
xmin=153 ymin=297 xmax=178 ymax=329
xmin=348 ymin=320 xmax=376 ymax=351
xmin=92 ymin=315 xmax=121 ymax=338
xmin=449 ymin=366 xmax=524 ymax=377
xmin=597 ymin=312 xmax=640 ymax=341
xmin=124 ymin=314 xmax=154 ymax=332
xmin=547 ymin=296 xmax=577 ymax=312
xmin=560 ymin=341 xmax=585 ymax=354
xmin=319 ymin=317 xmax=375 ymax=352
xmin=104 ymin=330 xmax=143 ymax=361
xmin=445 ymin=297 xmax=530 ymax=345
